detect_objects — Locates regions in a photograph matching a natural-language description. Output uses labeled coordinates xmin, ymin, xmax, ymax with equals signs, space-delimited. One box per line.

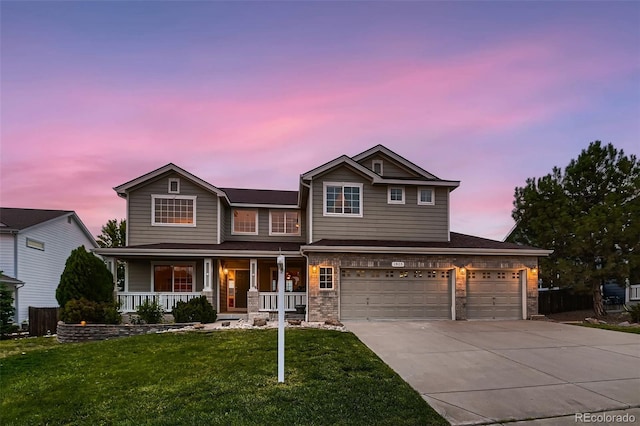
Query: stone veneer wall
xmin=57 ymin=322 xmax=196 ymax=343
xmin=306 ymin=253 xmax=540 ymax=321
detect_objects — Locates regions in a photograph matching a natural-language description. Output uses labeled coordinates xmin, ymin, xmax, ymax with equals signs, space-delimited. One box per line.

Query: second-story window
xmin=387 ymin=186 xmax=405 ymax=204
xmin=323 ymin=182 xmax=363 ymax=217
xmin=233 ymin=209 xmax=258 ymax=234
xmin=418 ymin=187 xmax=435 ymax=205
xmin=152 ymin=195 xmax=196 ymax=226
xmin=270 ymin=211 xmax=300 ymax=235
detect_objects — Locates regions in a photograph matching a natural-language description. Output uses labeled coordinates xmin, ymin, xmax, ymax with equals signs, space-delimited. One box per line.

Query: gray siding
xmin=357 ymin=154 xmax=421 ymax=178
xmin=311 ymin=166 xmax=449 ymax=242
xmin=127 ymin=259 xmax=204 ymax=292
xmin=223 ymin=207 xmax=306 ymax=243
xmin=127 ymin=172 xmax=218 ymax=245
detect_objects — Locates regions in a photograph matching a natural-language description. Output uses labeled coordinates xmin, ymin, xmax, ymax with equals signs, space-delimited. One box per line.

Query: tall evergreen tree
xmin=56 ymin=246 xmax=114 ymax=308
xmin=510 ymin=141 xmax=639 ymax=316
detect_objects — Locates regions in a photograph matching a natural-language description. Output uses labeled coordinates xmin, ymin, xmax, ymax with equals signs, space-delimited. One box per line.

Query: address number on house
xmin=391 ymin=261 xmax=405 ymax=267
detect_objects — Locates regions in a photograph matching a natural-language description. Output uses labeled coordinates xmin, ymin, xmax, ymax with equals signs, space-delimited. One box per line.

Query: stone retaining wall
xmin=56 ymin=322 xmax=196 ymax=343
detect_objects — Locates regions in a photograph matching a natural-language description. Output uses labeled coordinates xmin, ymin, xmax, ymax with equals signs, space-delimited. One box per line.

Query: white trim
xmin=95 ymin=247 xmax=302 ymax=258
xmin=168 ymin=178 xmax=180 ymax=194
xmin=230 ymin=203 xmax=297 ymax=209
xmin=352 ymin=144 xmax=438 ymax=179
xmin=150 ymin=261 xmax=197 ymax=293
xmin=322 ymin=182 xmax=364 ymax=217
xmin=521 ymin=269 xmax=528 ymax=320
xmin=372 ymin=159 xmax=383 ymax=175
xmin=269 ymin=210 xmax=301 ymax=236
xmin=308 ymin=184 xmax=313 ymax=244
xmin=151 ymin=194 xmax=197 ymax=227
xmin=376 ymin=178 xmax=459 ymax=188
xmin=204 ymin=258 xmax=212 ymax=290
xmin=302 ymin=244 xmax=553 ymax=257
xmin=319 ymin=266 xmax=334 ymax=290
xmin=231 ymin=209 xmax=259 ymax=235
xmin=451 ymin=268 xmax=456 ymax=320
xmin=417 ymin=187 xmax=435 ymax=205
xmin=216 ymin=197 xmax=221 ymax=244
xmin=387 ymin=186 xmax=405 ymax=204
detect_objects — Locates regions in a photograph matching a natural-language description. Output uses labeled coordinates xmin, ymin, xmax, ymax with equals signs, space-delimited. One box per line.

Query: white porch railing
xmin=259 ymin=292 xmax=306 ymax=311
xmin=118 ymin=292 xmax=202 ymax=313
xmin=629 ymin=285 xmax=640 ymax=302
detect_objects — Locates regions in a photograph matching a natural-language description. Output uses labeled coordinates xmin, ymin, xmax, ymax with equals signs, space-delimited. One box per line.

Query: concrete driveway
xmin=345 ymin=320 xmax=640 ymax=425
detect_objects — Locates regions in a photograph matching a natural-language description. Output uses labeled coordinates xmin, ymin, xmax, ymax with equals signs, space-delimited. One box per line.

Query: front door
xmin=228 ymin=269 xmax=249 ymax=310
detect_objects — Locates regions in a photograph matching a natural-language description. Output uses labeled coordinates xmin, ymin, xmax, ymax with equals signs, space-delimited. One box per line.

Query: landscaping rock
xmin=253 ymin=318 xmax=268 ymax=327
xmin=288 ymin=319 xmax=302 ymax=326
xmin=618 ymin=321 xmax=630 ymax=326
xmin=585 ymin=317 xmax=599 ymax=324
xmin=221 ymin=321 xmax=231 ymax=327
xmin=193 ymin=323 xmax=205 ymax=330
xmin=324 ymin=319 xmax=343 ymax=327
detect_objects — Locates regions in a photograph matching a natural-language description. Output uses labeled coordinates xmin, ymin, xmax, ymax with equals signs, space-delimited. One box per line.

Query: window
xmin=418 ymin=188 xmax=435 ymax=205
xmin=387 ymin=186 xmax=405 ymax=204
xmin=233 ymin=209 xmax=258 ymax=234
xmin=168 ymin=178 xmax=180 ymax=194
xmin=319 ymin=267 xmax=333 ymax=290
xmin=26 ymin=238 xmax=45 ymax=251
xmin=270 ymin=211 xmax=300 ymax=235
xmin=372 ymin=160 xmax=383 ymax=175
xmin=153 ymin=264 xmax=194 ymax=292
xmin=152 ymin=195 xmax=196 ymax=226
xmin=323 ymin=182 xmax=363 ymax=217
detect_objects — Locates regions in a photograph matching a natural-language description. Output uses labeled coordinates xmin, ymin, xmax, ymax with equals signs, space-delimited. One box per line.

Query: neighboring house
xmin=0 ymin=208 xmax=98 ymax=323
xmin=95 ymin=145 xmax=551 ymax=321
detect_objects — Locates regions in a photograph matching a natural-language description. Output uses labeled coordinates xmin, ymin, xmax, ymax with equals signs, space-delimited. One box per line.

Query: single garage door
xmin=340 ymin=269 xmax=450 ymax=320
xmin=467 ymin=270 xmax=521 ymax=319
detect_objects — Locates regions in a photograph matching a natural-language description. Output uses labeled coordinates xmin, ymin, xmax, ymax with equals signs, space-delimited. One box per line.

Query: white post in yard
xmin=277 ymin=254 xmax=286 ymax=383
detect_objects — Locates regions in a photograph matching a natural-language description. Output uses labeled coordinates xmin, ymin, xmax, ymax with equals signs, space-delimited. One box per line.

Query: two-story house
xmin=95 ymin=145 xmax=551 ymax=321
xmin=0 ymin=208 xmax=98 ymax=323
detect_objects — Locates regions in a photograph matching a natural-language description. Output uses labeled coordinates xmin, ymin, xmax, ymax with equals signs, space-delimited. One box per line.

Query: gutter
xmin=300 ymin=245 xmax=553 ymax=257
xmin=93 ymin=247 xmax=302 ymax=258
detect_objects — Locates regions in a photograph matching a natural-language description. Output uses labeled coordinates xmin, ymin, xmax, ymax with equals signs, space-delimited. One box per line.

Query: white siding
xmin=0 ymin=233 xmax=16 ymax=277
xmin=15 ymin=216 xmax=96 ymax=322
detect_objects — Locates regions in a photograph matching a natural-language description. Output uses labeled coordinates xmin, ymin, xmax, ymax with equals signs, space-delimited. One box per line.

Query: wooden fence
xmin=538 ymin=289 xmax=593 ymax=314
xmin=29 ymin=307 xmax=60 ymax=336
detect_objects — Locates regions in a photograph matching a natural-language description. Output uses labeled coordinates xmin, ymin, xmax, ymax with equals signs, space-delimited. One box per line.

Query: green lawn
xmin=1 ymin=329 xmax=448 ymax=425
xmin=576 ymin=323 xmax=640 ymax=334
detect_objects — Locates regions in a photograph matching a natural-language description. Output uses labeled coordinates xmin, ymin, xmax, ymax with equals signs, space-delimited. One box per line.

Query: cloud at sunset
xmin=1 ymin=1 xmax=638 ymax=240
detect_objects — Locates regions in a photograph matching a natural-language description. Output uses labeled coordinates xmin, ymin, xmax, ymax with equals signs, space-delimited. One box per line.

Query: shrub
xmin=172 ymin=296 xmax=217 ymax=323
xmin=626 ymin=304 xmax=640 ymax=323
xmin=135 ymin=298 xmax=165 ymax=324
xmin=61 ymin=298 xmax=121 ymax=324
xmin=0 ymin=282 xmax=17 ymax=339
xmin=56 ymin=246 xmax=114 ymax=308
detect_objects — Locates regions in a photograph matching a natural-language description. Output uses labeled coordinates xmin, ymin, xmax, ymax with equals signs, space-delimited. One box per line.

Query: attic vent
xmin=168 ymin=178 xmax=180 ymax=194
xmin=372 ymin=160 xmax=383 ymax=175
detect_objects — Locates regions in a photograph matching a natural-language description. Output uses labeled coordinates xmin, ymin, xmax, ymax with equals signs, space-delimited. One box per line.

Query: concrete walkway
xmin=345 ymin=320 xmax=640 ymax=425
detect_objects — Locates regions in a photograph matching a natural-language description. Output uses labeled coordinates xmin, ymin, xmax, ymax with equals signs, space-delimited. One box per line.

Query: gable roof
xmin=352 ymin=144 xmax=438 ymax=179
xmin=0 ymin=208 xmax=72 ymax=231
xmin=300 ymin=145 xmax=460 ymax=189
xmin=220 ymin=188 xmax=298 ymax=206
xmin=114 ymin=163 xmax=226 ymax=198
xmin=0 ymin=207 xmax=97 ymax=247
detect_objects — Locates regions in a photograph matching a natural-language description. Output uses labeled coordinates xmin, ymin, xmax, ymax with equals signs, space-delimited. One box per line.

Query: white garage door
xmin=340 ymin=269 xmax=451 ymax=320
xmin=467 ymin=270 xmax=522 ymax=319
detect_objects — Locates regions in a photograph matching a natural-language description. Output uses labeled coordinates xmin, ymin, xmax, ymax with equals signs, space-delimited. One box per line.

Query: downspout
xmin=300 ymin=248 xmax=310 ymax=323
xmin=13 ymin=283 xmax=25 ymax=324
xmin=13 ymin=231 xmax=20 ymax=323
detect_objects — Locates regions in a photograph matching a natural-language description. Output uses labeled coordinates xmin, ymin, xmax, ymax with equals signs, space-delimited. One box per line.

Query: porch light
xmin=223 ymin=268 xmax=229 ymax=275
xmin=460 ymin=267 xmax=466 ymax=274
xmin=532 ymin=267 xmax=538 ymax=274
xmin=312 ymin=265 xmax=317 ymax=273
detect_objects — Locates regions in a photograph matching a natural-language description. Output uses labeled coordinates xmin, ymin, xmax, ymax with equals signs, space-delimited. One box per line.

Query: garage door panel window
xmin=319 ymin=267 xmax=334 ymax=290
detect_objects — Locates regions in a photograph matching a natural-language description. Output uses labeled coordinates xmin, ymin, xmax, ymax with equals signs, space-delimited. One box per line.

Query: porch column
xmin=104 ymin=257 xmax=118 ymax=299
xmin=202 ymin=258 xmax=215 ymax=308
xmin=247 ymin=258 xmax=263 ymax=321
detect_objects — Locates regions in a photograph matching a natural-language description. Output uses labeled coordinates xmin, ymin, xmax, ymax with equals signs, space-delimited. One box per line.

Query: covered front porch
xmin=103 ymin=250 xmax=307 ymax=318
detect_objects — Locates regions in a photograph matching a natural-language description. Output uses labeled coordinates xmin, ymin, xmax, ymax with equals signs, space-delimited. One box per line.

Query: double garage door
xmin=340 ymin=269 xmax=451 ymax=320
xmin=340 ymin=268 xmax=523 ymax=320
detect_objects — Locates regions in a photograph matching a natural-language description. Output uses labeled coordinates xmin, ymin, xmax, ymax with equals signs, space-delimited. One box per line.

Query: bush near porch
xmin=0 ymin=330 xmax=447 ymax=425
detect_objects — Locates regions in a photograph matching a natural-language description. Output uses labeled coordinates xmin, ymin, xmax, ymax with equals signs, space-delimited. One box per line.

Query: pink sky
xmin=1 ymin=2 xmax=638 ymax=241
